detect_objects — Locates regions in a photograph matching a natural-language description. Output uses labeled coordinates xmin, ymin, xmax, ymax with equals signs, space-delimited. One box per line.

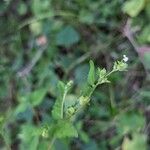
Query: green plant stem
xmin=19 ymin=11 xmax=77 ymax=29
xmin=61 ymin=90 xmax=67 ymax=119
xmin=88 ymin=70 xmax=114 ymax=97
xmin=48 ymin=88 xmax=68 ymax=149
xmin=48 ymin=136 xmax=56 ymax=150
xmin=106 ymin=70 xmax=116 ymax=77
xmin=88 ymin=84 xmax=98 ymax=97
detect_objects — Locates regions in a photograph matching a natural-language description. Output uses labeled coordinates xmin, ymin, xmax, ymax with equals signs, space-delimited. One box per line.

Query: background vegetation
xmin=0 ymin=0 xmax=150 ymax=149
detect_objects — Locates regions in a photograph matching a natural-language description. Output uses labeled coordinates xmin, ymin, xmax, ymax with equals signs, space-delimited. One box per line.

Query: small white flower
xmin=123 ymin=55 xmax=128 ymax=62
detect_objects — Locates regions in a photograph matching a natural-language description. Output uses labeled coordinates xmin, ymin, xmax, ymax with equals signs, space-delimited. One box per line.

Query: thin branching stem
xmin=48 ymin=136 xmax=56 ymax=150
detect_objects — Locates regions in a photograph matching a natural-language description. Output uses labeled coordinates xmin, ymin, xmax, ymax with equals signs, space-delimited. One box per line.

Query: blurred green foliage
xmin=0 ymin=0 xmax=150 ymax=149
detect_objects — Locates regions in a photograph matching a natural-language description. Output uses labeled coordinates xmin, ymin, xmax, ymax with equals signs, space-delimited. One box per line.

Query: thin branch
xmin=47 ymin=136 xmax=56 ymax=150
xmin=17 ymin=46 xmax=47 ymax=77
xmin=19 ymin=11 xmax=76 ymax=29
xmin=123 ymin=19 xmax=149 ymax=74
xmin=123 ymin=19 xmax=139 ymax=52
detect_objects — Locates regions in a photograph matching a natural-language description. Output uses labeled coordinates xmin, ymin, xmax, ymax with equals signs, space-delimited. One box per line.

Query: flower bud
xmin=42 ymin=128 xmax=49 ymax=138
xmin=66 ymin=107 xmax=75 ymax=117
xmin=79 ymin=96 xmax=90 ymax=106
xmin=65 ymin=80 xmax=73 ymax=91
xmin=113 ymin=61 xmax=127 ymax=72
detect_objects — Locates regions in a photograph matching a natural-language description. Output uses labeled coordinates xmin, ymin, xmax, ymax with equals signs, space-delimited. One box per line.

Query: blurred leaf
xmin=30 ymin=88 xmax=47 ymax=106
xmin=117 ymin=113 xmax=145 ymax=135
xmin=16 ymin=107 xmax=33 ymax=122
xmin=54 ymin=139 xmax=70 ymax=150
xmin=56 ymin=26 xmax=80 ymax=47
xmin=19 ymin=124 xmax=40 ymax=150
xmin=14 ymin=96 xmax=29 ymax=116
xmin=143 ymin=52 xmax=150 ymax=69
xmin=74 ymin=64 xmax=89 ymax=87
xmin=76 ymin=121 xmax=89 ymax=143
xmin=138 ymin=26 xmax=150 ymax=43
xmin=79 ymin=9 xmax=95 ymax=24
xmin=140 ymin=90 xmax=150 ymax=98
xmin=31 ymin=0 xmax=51 ymax=16
xmin=17 ymin=1 xmax=27 ymax=15
xmin=38 ymin=141 xmax=49 ymax=150
xmin=145 ymin=1 xmax=150 ymax=17
xmin=83 ymin=140 xmax=98 ymax=150
xmin=123 ymin=0 xmax=145 ymax=17
xmin=55 ymin=120 xmax=78 ymax=138
xmin=15 ymin=102 xmax=29 ymax=116
xmin=0 ymin=0 xmax=10 ymax=13
xmin=122 ymin=133 xmax=147 ymax=150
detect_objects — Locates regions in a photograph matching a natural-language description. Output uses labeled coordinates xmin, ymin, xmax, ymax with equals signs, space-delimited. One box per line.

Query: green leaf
xmin=14 ymin=102 xmax=29 ymax=116
xmin=97 ymin=68 xmax=110 ymax=84
xmin=143 ymin=52 xmax=150 ymax=69
xmin=83 ymin=140 xmax=99 ymax=150
xmin=87 ymin=60 xmax=95 ymax=86
xmin=122 ymin=133 xmax=147 ymax=150
xmin=56 ymin=26 xmax=80 ymax=47
xmin=19 ymin=124 xmax=40 ymax=150
xmin=138 ymin=26 xmax=150 ymax=43
xmin=52 ymin=81 xmax=65 ymax=120
xmin=52 ymin=81 xmax=73 ymax=120
xmin=30 ymin=88 xmax=47 ymax=106
xmin=31 ymin=0 xmax=51 ymax=16
xmin=55 ymin=120 xmax=78 ymax=138
xmin=123 ymin=0 xmax=145 ymax=17
xmin=79 ymin=9 xmax=95 ymax=25
xmin=17 ymin=1 xmax=27 ymax=15
xmin=0 ymin=1 xmax=10 ymax=13
xmin=117 ymin=113 xmax=145 ymax=135
xmin=76 ymin=121 xmax=89 ymax=143
xmin=14 ymin=96 xmax=29 ymax=115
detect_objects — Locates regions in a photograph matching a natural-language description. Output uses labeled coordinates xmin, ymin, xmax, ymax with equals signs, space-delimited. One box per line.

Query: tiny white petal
xmin=123 ymin=55 xmax=128 ymax=62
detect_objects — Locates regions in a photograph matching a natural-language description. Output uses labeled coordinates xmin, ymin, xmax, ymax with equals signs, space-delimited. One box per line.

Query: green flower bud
xmin=98 ymin=68 xmax=107 ymax=79
xmin=67 ymin=80 xmax=73 ymax=87
xmin=97 ymin=68 xmax=110 ymax=84
xmin=66 ymin=107 xmax=75 ymax=117
xmin=113 ymin=61 xmax=127 ymax=72
xmin=42 ymin=128 xmax=49 ymax=138
xmin=65 ymin=80 xmax=73 ymax=91
xmin=79 ymin=96 xmax=90 ymax=106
